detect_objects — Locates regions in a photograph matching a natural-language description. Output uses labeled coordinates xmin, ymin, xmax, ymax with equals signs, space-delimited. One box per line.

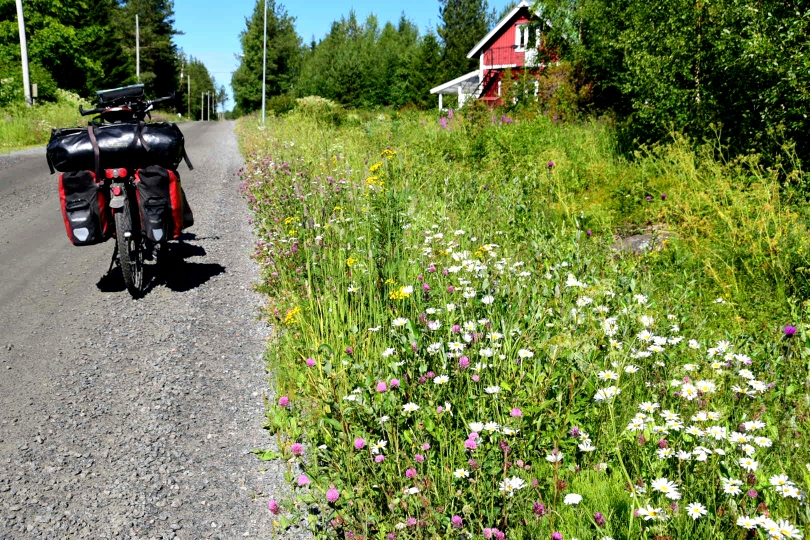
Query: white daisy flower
xmin=402 ymin=402 xmax=419 ymax=413
xmin=685 ymin=502 xmax=707 ymax=520
xmin=563 ymin=493 xmax=582 ymax=505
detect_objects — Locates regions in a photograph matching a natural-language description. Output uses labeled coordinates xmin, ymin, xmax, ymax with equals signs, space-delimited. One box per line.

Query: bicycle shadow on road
xmin=96 ymin=234 xmax=225 ymax=295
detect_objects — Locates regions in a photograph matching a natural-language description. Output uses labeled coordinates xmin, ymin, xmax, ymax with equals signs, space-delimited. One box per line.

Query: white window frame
xmin=514 ymin=24 xmax=529 ymax=51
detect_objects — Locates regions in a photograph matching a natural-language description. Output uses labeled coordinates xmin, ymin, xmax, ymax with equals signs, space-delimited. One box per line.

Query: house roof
xmin=467 ymin=0 xmax=531 ymax=59
xmin=430 ymin=71 xmax=481 ymax=95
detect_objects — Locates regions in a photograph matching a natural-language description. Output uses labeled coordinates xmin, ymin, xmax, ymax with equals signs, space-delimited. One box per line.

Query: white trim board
xmin=430 ymin=71 xmax=481 ymax=95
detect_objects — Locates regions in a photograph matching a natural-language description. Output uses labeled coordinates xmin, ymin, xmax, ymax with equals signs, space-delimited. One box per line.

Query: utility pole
xmin=261 ymin=0 xmax=267 ymax=124
xmin=201 ymin=92 xmax=204 ymax=121
xmin=15 ymin=0 xmax=32 ymax=107
xmin=187 ymin=74 xmax=191 ymax=120
xmin=136 ymin=15 xmax=140 ymax=82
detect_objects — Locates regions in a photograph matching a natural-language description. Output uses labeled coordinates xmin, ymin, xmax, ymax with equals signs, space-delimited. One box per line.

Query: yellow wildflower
xmin=369 ymin=162 xmax=383 ymax=173
xmin=283 ymin=216 xmax=298 ymax=226
xmin=389 ymin=285 xmax=413 ymax=300
xmin=380 ymin=148 xmax=397 ymax=159
xmin=346 ymin=257 xmax=358 ymax=267
xmin=283 ymin=306 xmax=302 ymax=325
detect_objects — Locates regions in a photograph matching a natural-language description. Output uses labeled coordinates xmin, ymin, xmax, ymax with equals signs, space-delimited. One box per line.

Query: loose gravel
xmin=0 ymin=122 xmax=304 ymax=539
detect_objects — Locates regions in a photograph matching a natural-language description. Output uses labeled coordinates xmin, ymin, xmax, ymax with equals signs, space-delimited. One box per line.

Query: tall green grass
xmin=238 ymin=106 xmax=810 ymax=539
xmin=0 ymin=91 xmax=87 ymax=154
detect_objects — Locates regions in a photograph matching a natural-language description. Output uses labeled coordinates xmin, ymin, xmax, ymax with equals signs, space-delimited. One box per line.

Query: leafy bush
xmin=544 ymin=0 xmax=810 ymax=166
xmin=295 ymin=95 xmax=346 ymax=126
xmin=267 ymin=94 xmax=296 ymax=115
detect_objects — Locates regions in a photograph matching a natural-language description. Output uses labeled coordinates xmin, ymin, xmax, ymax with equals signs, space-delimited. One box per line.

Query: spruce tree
xmin=231 ymin=0 xmax=301 ymax=114
xmin=116 ymin=0 xmax=181 ymax=98
xmin=438 ymin=0 xmax=490 ymax=80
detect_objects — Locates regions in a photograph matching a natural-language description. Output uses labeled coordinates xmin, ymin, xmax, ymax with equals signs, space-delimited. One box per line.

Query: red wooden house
xmin=430 ymin=0 xmax=544 ymax=109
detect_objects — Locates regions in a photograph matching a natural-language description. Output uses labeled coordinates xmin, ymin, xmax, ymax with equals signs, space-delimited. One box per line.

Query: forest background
xmin=1 ymin=0 xmax=809 ymax=166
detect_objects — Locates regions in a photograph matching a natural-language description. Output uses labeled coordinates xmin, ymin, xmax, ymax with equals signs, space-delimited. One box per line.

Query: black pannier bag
xmin=134 ymin=165 xmax=193 ymax=242
xmin=46 ymin=122 xmax=186 ymax=173
xmin=58 ymin=171 xmax=112 ymax=246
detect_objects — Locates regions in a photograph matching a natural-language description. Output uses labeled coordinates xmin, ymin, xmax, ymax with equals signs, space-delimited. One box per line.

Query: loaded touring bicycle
xmin=46 ymin=84 xmax=194 ymax=298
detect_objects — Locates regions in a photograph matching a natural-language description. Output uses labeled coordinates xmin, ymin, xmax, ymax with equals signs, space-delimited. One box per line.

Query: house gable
xmin=467 ymin=0 xmax=534 ymax=59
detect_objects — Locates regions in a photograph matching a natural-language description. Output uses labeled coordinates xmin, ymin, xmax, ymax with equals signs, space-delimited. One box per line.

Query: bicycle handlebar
xmin=79 ymin=105 xmax=105 ymax=116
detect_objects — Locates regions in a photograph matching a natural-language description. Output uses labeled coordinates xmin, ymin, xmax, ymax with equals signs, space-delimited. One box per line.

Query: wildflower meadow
xmin=237 ymin=103 xmax=810 ymax=539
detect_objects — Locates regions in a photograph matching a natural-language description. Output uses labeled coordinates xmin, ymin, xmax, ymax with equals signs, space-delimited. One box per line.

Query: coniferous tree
xmin=407 ymin=31 xmax=444 ymax=107
xmin=438 ymin=0 xmax=490 ymax=80
xmin=116 ymin=0 xmax=181 ymax=98
xmin=178 ymin=55 xmax=217 ymax=120
xmin=231 ymin=0 xmax=301 ymax=115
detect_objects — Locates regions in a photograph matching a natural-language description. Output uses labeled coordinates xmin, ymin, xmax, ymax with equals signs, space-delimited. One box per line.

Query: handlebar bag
xmin=47 ymin=122 xmax=185 ymax=173
xmin=58 ymin=171 xmax=112 ymax=246
xmin=134 ymin=165 xmax=193 ymax=242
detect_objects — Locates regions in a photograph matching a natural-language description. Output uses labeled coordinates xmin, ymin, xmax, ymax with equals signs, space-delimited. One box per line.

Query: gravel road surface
xmin=0 ymin=121 xmax=294 ymax=539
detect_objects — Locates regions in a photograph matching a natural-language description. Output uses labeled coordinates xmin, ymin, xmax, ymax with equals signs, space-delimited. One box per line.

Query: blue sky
xmin=173 ymin=0 xmax=512 ymax=110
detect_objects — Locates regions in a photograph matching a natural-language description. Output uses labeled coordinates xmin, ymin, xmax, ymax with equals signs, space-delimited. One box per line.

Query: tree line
xmin=234 ymin=0 xmax=809 ymax=165
xmin=0 ymin=0 xmax=221 ymax=120
xmin=231 ymin=0 xmax=494 ymax=113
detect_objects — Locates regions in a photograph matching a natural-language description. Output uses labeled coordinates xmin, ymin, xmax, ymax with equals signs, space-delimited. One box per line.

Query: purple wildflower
xmin=326 ymin=486 xmax=340 ymax=503
xmin=268 ymin=499 xmax=280 ymax=514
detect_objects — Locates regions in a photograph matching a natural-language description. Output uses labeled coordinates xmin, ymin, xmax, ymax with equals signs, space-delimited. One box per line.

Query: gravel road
xmin=0 ymin=121 xmax=295 ymax=539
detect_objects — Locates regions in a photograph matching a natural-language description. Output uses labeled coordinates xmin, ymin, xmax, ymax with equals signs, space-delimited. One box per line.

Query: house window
xmin=515 ymin=24 xmax=529 ymax=50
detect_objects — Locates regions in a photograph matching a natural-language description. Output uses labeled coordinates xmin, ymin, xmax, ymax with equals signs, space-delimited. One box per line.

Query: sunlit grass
xmin=238 ymin=107 xmax=809 ymax=539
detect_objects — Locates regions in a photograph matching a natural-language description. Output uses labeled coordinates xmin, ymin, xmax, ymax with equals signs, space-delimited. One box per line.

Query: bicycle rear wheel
xmin=115 ymin=205 xmax=145 ymax=298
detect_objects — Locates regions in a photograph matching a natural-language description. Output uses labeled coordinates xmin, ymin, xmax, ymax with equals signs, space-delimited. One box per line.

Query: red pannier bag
xmin=134 ymin=165 xmax=193 ymax=242
xmin=58 ymin=170 xmax=112 ymax=245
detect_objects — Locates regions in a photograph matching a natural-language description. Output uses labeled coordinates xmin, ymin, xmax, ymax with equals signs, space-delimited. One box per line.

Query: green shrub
xmin=295 ymin=95 xmax=346 ymax=126
xmin=267 ymin=94 xmax=296 ymax=115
